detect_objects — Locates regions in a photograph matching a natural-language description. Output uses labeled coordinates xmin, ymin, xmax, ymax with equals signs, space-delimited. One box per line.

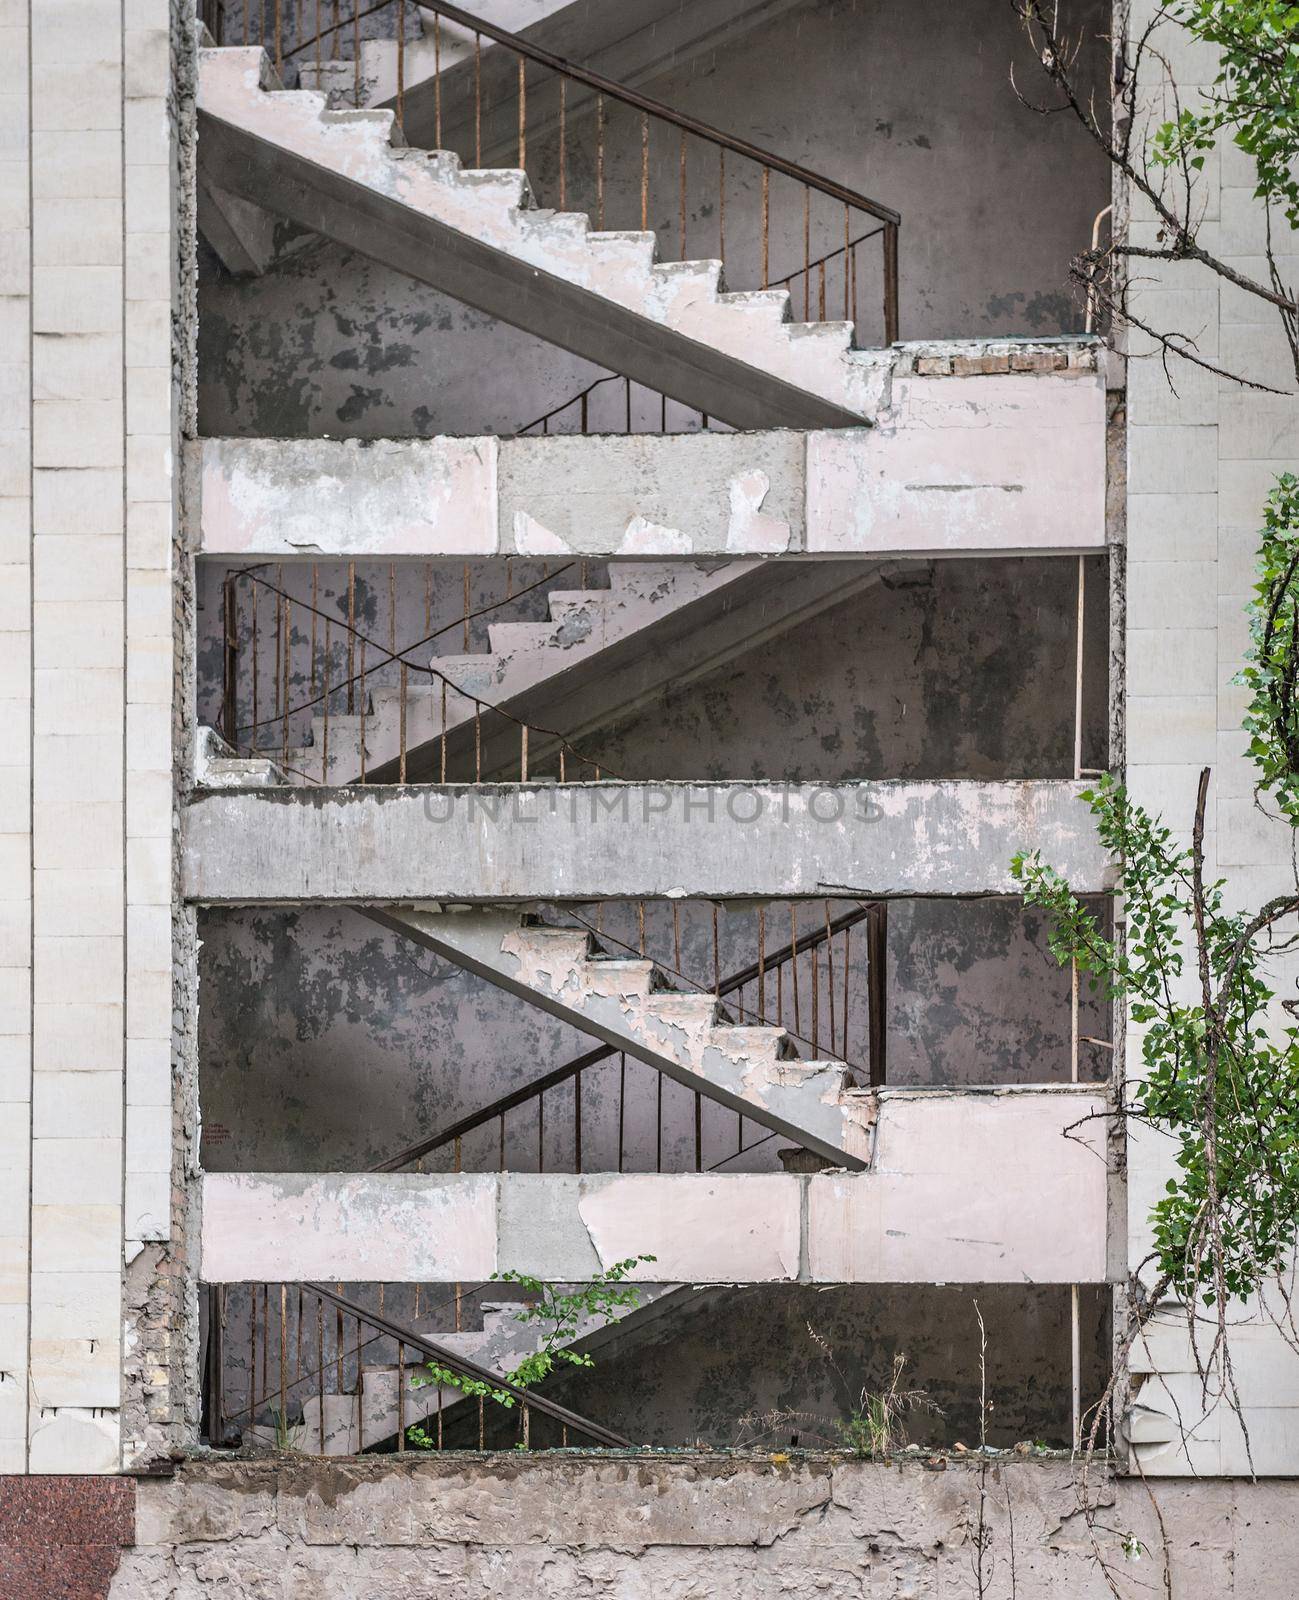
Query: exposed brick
xmin=913 ymin=355 xmax=951 ymax=375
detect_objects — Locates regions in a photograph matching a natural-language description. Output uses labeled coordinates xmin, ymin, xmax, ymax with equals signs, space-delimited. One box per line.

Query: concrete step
xmin=197 ymin=46 xmax=886 ymax=430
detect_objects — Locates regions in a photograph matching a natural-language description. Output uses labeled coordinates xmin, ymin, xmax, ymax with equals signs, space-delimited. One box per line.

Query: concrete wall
xmin=199 ymin=1094 xmax=1113 ymax=1283
xmin=195 ymin=0 xmax=1111 ymax=438
xmin=1121 ymin=3 xmax=1299 ymax=1475
xmin=191 ymin=357 xmax=1108 ymax=558
xmin=112 ymin=1457 xmax=1299 ymax=1598
xmin=0 ymin=0 xmax=184 ymax=1475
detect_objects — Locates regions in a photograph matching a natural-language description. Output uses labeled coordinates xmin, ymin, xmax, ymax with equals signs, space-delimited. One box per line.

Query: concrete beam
xmin=180 ymin=779 xmax=1114 ymax=903
xmin=199 ymin=1087 xmax=1112 ymax=1286
xmin=190 ymin=353 xmax=1106 ymax=561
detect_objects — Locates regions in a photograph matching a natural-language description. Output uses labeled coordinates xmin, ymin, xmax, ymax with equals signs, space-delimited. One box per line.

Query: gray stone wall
xmin=111 ymin=1457 xmax=1299 ymax=1597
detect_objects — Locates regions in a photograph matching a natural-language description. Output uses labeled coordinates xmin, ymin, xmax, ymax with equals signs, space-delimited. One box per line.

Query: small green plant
xmin=807 ymin=1326 xmax=940 ymax=1458
xmin=408 ymin=1256 xmax=656 ymax=1435
xmin=269 ymin=1407 xmax=303 ymax=1451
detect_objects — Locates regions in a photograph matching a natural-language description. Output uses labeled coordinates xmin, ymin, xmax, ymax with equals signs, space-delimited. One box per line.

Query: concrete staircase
xmin=254 ymin=1281 xmax=690 ymax=1454
xmin=196 ymin=46 xmax=893 ymax=429
xmin=369 ymin=906 xmax=874 ymax=1166
xmin=243 ymin=557 xmax=885 ymax=786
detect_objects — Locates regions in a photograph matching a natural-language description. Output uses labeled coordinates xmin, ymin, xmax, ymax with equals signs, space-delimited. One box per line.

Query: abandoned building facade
xmin=2 ymin=0 xmax=1299 ymax=1593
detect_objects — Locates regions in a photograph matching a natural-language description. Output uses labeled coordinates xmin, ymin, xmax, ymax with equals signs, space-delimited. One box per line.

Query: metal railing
xmin=373 ymin=899 xmax=888 ymax=1179
xmin=217 ymin=560 xmax=617 ymax=785
xmin=203 ymin=1278 xmax=631 ymax=1451
xmin=215 ymin=0 xmax=901 ymax=347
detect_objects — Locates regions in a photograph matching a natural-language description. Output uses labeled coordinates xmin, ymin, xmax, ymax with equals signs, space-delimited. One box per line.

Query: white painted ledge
xmin=201 ymin=1086 xmax=1112 ymax=1287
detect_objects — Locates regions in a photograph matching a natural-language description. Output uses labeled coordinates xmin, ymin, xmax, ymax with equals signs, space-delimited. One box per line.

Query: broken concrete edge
xmin=199 ymin=1090 xmax=1114 ymax=1287
xmin=187 ymin=342 xmax=1107 ymax=560
xmin=179 ymin=776 xmax=1116 ymax=903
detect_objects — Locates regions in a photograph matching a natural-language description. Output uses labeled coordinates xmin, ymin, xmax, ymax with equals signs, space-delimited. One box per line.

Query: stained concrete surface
xmin=196 ymin=0 xmax=1110 ymax=438
xmin=111 ymin=1455 xmax=1299 ymax=1597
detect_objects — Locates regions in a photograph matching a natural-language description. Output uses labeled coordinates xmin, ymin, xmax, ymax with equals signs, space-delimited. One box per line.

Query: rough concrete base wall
xmin=110 ymin=1458 xmax=1299 ymax=1597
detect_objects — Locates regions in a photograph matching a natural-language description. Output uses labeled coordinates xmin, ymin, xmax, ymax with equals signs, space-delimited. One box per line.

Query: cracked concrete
xmin=110 ymin=1456 xmax=1299 ymax=1597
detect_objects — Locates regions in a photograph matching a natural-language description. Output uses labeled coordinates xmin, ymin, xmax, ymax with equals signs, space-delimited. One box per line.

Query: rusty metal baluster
xmin=322 ymin=616 xmax=331 ymax=783
xmin=678 ymin=131 xmax=687 ymax=258
xmin=309 ymin=564 xmax=318 ymax=692
xmin=843 ymin=926 xmax=851 ymax=1062
xmin=346 ymin=561 xmax=356 ymax=712
xmin=624 ymin=377 xmax=632 ymax=433
xmin=261 ymin=1286 xmax=269 ymax=1417
xmin=399 ymin=663 xmax=408 ymax=782
xmin=221 ymin=575 xmax=238 ymax=743
xmin=330 ymin=0 xmax=338 ymax=61
xmin=249 ymin=581 xmax=258 ymax=748
xmin=316 ymin=1294 xmax=325 ymax=1452
xmin=538 ymin=1090 xmax=544 ymax=1172
xmin=790 ymin=904 xmax=800 ymax=1032
xmin=761 ymin=166 xmax=770 ymax=287
xmin=640 ymin=112 xmax=649 ymax=230
xmin=437 ymin=1383 xmax=443 ymax=1450
xmin=314 ymin=0 xmax=320 ymax=81
xmin=818 ymin=258 xmax=826 ymax=320
xmin=883 ymin=220 xmax=899 ymax=344
xmin=517 ymin=55 xmax=526 ymax=167
xmin=579 ymin=391 xmax=588 ymax=433
xmin=439 ymin=681 xmax=447 ymax=782
xmin=523 ymin=1404 xmax=530 ymax=1450
xmin=474 ymin=700 xmax=481 ymax=779
xmin=617 ymin=1053 xmax=625 ymax=1172
xmin=803 ymin=186 xmax=810 ymax=318
xmin=388 ymin=560 xmax=395 ymax=661
xmin=694 ymin=1091 xmax=702 ymax=1171
xmin=637 ymin=900 xmax=646 ymax=957
xmin=248 ymin=1284 xmax=257 ymax=1420
xmin=672 ymin=903 xmax=681 ymax=972
xmin=358 ymin=638 xmax=367 ymax=783
xmin=520 ymin=723 xmax=528 ymax=782
xmin=335 ymin=1289 xmax=343 ymax=1394
xmin=274 ymin=0 xmax=282 ymax=74
xmin=478 ymin=1397 xmax=485 ymax=1450
xmin=811 ymin=942 xmax=819 ymax=1052
xmin=273 ymin=563 xmax=283 ymax=719
xmin=462 ymin=563 xmax=470 ymax=648
xmin=824 ymin=901 xmax=835 ymax=1055
xmin=712 ymin=904 xmax=720 ymax=995
xmin=396 ymin=0 xmax=405 ymax=131
xmin=397 ymin=1341 xmax=406 ymax=1450
xmin=777 ymin=958 xmax=783 ymax=1025
xmin=499 ymin=1112 xmax=506 ymax=1171
xmin=281 ymin=595 xmax=290 ymax=769
xmin=655 ymin=1073 xmax=662 ymax=1172
xmin=279 ymin=1284 xmax=288 ymax=1423
xmin=424 ymin=561 xmax=431 ymax=636
xmin=844 ymin=203 xmax=851 ymax=319
xmin=867 ymin=901 xmax=887 ymax=1086
xmin=558 ymin=79 xmax=567 ymax=209
xmin=559 ymin=746 xmax=565 ymax=783
xmin=574 ymin=1068 xmax=582 ymax=1172
xmin=661 ymin=392 xmax=667 ymax=432
xmin=296 ymin=1284 xmax=304 ymax=1390
xmin=352 ymin=0 xmax=359 ymax=106
xmin=432 ymin=10 xmax=442 ymax=147
xmin=454 ymin=1135 xmax=464 ymax=1332
xmin=474 ymin=31 xmax=482 ymax=164
xmin=850 ymin=242 xmax=858 ymax=325
xmin=243 ymin=0 xmax=249 ymax=46
xmin=596 ymin=95 xmax=605 ymax=227
xmin=718 ymin=147 xmax=725 ymax=263
xmin=757 ymin=905 xmax=766 ymax=1020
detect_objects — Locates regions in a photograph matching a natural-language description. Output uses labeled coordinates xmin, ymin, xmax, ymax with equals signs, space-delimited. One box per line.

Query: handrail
xmin=418 ymin=1 xmax=900 ymax=228
xmin=305 ymin=1281 xmax=633 ymax=1447
xmin=372 ymin=902 xmax=878 ymax=1174
xmin=285 ymin=0 xmax=900 ymax=228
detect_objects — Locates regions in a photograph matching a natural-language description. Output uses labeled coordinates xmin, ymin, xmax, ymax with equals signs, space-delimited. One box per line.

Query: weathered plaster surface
xmin=180 ymin=780 xmax=1114 ymax=903
xmin=200 ymin=1090 xmax=1110 ymax=1285
xmin=193 ymin=367 xmax=1106 ymax=558
xmin=111 ymin=1458 xmax=1299 ymax=1598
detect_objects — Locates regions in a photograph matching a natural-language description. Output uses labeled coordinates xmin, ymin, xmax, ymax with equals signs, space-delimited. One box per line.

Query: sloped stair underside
xmin=369 ymin=906 xmax=872 ymax=1167
xmin=196 ymin=48 xmax=887 ymax=430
